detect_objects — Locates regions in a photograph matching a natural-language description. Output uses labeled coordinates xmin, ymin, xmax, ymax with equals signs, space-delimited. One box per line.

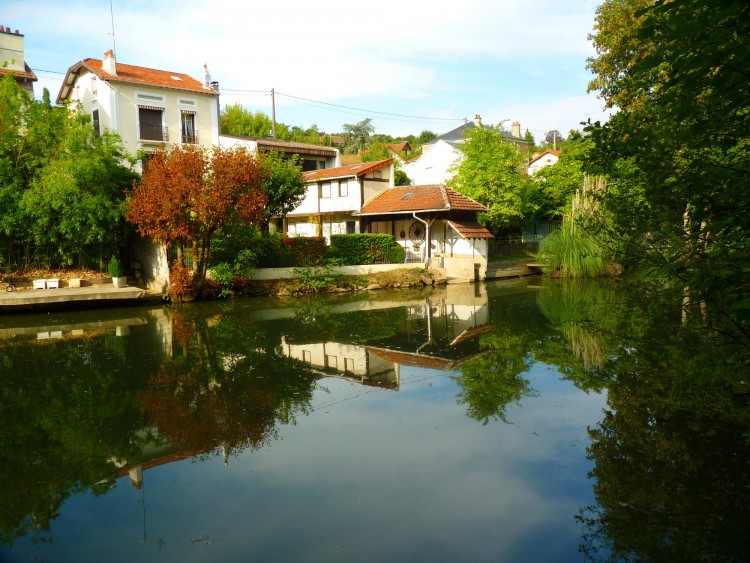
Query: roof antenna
xmin=109 ymin=0 xmax=117 ymax=56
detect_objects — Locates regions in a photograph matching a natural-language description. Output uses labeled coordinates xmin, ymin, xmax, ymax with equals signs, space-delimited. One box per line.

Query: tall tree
xmin=341 ymin=118 xmax=375 ymax=154
xmin=257 ymin=150 xmax=306 ymax=233
xmin=448 ymin=126 xmax=531 ymax=234
xmin=0 ymin=77 xmax=136 ymax=269
xmin=126 ymin=145 xmax=268 ymax=299
xmin=587 ymin=0 xmax=750 ymax=335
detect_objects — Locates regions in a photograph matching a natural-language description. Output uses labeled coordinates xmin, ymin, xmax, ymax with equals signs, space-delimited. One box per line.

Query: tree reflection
xmin=574 ymin=284 xmax=750 ymax=562
xmin=0 ymin=332 xmax=153 ymax=546
xmin=140 ymin=307 xmax=316 ymax=459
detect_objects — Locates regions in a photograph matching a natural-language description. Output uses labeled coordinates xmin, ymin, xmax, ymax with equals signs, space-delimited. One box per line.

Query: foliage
xmin=168 ymin=259 xmax=194 ymax=301
xmin=538 ymin=176 xmax=611 ymax=277
xmin=0 ymin=77 xmax=137 ymax=269
xmin=542 ymin=129 xmax=563 ymax=148
xmin=290 ymin=260 xmax=342 ymax=293
xmin=530 ymin=134 xmax=592 ymax=221
xmin=258 ymin=151 xmax=306 ymax=229
xmin=448 ymin=125 xmax=532 ymax=233
xmin=126 ymin=145 xmax=268 ymax=299
xmin=281 ymin=236 xmax=327 ymax=265
xmin=341 ymin=118 xmax=375 ymax=154
xmin=586 ymin=0 xmax=750 ymax=335
xmin=106 ymin=256 xmax=123 ymax=278
xmin=394 ymin=168 xmax=411 ymax=186
xmin=329 ymin=233 xmax=404 ymax=265
xmin=362 ymin=143 xmax=391 ymax=162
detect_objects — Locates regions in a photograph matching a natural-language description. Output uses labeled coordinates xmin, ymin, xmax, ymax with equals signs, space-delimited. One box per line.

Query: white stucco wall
xmin=66 ymin=70 xmax=218 ymax=162
xmin=403 ymin=140 xmax=462 ymax=185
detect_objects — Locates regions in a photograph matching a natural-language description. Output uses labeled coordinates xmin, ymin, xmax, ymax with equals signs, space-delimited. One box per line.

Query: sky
xmin=5 ymin=0 xmax=613 ymax=141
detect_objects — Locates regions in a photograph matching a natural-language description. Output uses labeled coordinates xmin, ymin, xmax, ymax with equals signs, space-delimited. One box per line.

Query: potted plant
xmin=108 ymin=256 xmax=127 ymax=288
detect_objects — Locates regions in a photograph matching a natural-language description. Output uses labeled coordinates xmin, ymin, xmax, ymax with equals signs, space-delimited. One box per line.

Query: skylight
xmin=171 ymin=76 xmax=182 ymax=81
xmin=400 ymin=193 xmax=415 ymax=200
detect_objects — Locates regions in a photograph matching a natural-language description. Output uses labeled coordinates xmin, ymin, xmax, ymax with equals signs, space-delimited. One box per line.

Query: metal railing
xmin=139 ymin=124 xmax=169 ymax=142
xmin=181 ymin=128 xmax=198 ymax=144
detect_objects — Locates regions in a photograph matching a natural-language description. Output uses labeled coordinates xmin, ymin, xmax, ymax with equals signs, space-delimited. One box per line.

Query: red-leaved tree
xmin=126 ymin=145 xmax=268 ymax=299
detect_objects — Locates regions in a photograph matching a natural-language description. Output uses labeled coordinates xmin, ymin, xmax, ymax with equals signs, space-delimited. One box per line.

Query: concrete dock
xmin=0 ymin=285 xmax=159 ymax=313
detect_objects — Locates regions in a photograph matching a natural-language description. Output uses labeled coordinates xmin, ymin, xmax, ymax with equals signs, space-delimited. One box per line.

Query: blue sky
xmin=6 ymin=0 xmax=613 ymax=141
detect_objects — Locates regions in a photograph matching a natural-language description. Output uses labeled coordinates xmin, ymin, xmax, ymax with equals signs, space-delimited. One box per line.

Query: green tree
xmin=341 ymin=118 xmax=375 ymax=154
xmin=0 ymin=77 xmax=136 ymax=269
xmin=361 ymin=142 xmax=391 ymax=162
xmin=587 ymin=0 xmax=750 ymax=335
xmin=257 ymin=150 xmax=306 ymax=232
xmin=530 ymin=135 xmax=592 ymax=221
xmin=448 ymin=125 xmax=532 ymax=234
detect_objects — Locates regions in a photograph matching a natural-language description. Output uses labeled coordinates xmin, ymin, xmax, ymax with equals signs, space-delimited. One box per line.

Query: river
xmin=1 ymin=277 xmax=748 ymax=562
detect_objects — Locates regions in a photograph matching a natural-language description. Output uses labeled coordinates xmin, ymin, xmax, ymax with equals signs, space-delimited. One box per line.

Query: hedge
xmin=329 ymin=233 xmax=405 ymax=265
xmin=281 ymin=236 xmax=327 ymax=265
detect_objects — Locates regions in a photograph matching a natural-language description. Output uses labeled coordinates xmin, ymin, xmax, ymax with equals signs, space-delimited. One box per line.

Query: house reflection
xmin=282 ymin=283 xmax=491 ymax=390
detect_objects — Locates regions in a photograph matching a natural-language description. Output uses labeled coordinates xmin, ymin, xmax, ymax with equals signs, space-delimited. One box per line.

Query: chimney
xmin=473 ymin=114 xmax=482 ymax=128
xmin=511 ymin=121 xmax=521 ymax=138
xmin=102 ymin=49 xmax=116 ymax=75
xmin=204 ymin=63 xmax=212 ymax=88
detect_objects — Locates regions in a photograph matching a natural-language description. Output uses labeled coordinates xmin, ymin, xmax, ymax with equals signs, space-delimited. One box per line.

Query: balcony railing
xmin=181 ymin=128 xmax=198 ymax=144
xmin=139 ymin=124 xmax=169 ymax=142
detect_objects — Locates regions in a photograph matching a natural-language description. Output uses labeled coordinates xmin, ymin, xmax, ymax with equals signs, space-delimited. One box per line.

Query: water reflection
xmin=0 ymin=279 xmax=749 ymax=561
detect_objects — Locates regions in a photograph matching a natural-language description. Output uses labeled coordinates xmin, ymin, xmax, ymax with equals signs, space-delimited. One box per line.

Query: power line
xmin=276 ymin=91 xmax=463 ymax=122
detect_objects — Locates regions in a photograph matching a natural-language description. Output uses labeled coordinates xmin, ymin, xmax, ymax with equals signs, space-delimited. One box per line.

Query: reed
xmin=539 ymin=175 xmax=609 ymax=277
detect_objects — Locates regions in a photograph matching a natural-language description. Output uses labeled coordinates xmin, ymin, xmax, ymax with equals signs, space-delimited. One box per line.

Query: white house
xmin=57 ymin=50 xmax=220 ymax=170
xmin=285 ymin=159 xmax=394 ymax=241
xmin=0 ymin=25 xmax=37 ymax=95
xmin=404 ymin=115 xmax=528 ymax=186
xmin=527 ymin=150 xmax=561 ymax=175
xmin=356 ymin=184 xmax=494 ymax=279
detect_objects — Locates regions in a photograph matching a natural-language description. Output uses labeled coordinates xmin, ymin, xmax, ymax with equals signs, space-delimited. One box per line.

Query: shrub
xmin=168 ymin=259 xmax=194 ymax=301
xmin=107 ymin=256 xmax=123 ymax=278
xmin=329 ymin=233 xmax=403 ymax=265
xmin=281 ymin=236 xmax=327 ymax=265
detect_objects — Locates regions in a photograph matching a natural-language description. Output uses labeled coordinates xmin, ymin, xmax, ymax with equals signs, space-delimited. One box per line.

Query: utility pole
xmin=271 ymin=88 xmax=277 ymax=139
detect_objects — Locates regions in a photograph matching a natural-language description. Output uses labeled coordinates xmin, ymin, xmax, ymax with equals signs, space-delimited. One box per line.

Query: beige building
xmin=0 ymin=25 xmax=37 ymax=95
xmin=57 ymin=50 xmax=220 ymax=170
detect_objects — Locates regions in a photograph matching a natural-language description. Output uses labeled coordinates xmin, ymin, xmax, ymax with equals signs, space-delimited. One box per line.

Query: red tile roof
xmin=529 ymin=150 xmax=561 ymax=165
xmin=357 ymin=184 xmax=487 ymax=215
xmin=447 ymin=219 xmax=494 ymax=239
xmin=303 ymin=159 xmax=392 ymax=182
xmin=57 ymin=57 xmax=216 ymax=103
xmin=0 ymin=62 xmax=37 ymax=81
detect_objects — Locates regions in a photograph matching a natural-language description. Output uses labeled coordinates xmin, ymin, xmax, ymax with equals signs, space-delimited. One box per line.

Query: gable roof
xmin=57 ymin=57 xmax=216 ymax=103
xmin=425 ymin=120 xmax=527 ymax=145
xmin=529 ymin=149 xmax=561 ymax=165
xmin=447 ymin=219 xmax=494 ymax=239
xmin=386 ymin=141 xmax=412 ymax=154
xmin=356 ymin=184 xmax=487 ymax=215
xmin=303 ymin=159 xmax=392 ymax=182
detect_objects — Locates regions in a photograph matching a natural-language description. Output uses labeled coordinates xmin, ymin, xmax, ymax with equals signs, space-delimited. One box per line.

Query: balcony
xmin=181 ymin=128 xmax=198 ymax=144
xmin=139 ymin=124 xmax=169 ymax=142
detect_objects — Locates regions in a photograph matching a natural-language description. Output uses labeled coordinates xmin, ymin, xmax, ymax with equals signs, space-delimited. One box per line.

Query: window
xmin=320 ymin=182 xmax=331 ymax=198
xmin=138 ymin=107 xmax=167 ymax=141
xmin=339 ymin=181 xmax=348 ymax=197
xmin=346 ymin=221 xmax=356 ymax=234
xmin=302 ymin=350 xmax=312 ymax=364
xmin=181 ymin=111 xmax=197 ymax=144
xmin=92 ymin=109 xmax=100 ymax=136
xmin=344 ymin=358 xmax=355 ymax=373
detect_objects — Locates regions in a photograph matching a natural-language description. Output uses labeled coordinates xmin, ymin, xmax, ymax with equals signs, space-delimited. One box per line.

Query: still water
xmin=1 ymin=278 xmax=748 ymax=562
